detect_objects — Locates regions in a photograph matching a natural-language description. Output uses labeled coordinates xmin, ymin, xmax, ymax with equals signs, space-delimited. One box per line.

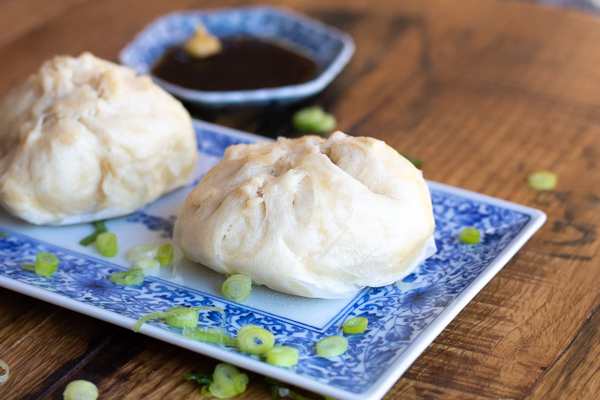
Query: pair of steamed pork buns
xmin=0 ymin=53 xmax=436 ymax=299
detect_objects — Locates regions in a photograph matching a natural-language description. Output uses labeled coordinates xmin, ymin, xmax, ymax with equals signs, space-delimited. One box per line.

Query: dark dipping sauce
xmin=152 ymin=38 xmax=318 ymax=92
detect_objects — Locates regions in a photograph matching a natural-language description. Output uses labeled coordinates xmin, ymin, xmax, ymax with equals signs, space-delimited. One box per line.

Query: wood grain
xmin=0 ymin=0 xmax=600 ymax=399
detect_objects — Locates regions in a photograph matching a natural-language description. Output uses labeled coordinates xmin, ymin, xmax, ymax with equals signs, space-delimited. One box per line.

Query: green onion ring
xmin=292 ymin=106 xmax=336 ymax=133
xmin=110 ymin=268 xmax=145 ymax=287
xmin=35 ymin=252 xmax=59 ymax=277
xmin=237 ymin=325 xmax=275 ymax=355
xmin=0 ymin=359 xmax=8 ymax=383
xmin=97 ymin=232 xmax=118 ymax=257
xmin=233 ymin=373 xmax=249 ymax=394
xmin=343 ymin=317 xmax=369 ymax=334
xmin=157 ymin=244 xmax=174 ymax=266
xmin=128 ymin=244 xmax=159 ymax=260
xmin=63 ymin=380 xmax=98 ymax=400
xmin=528 ymin=170 xmax=557 ymax=191
xmin=316 ymin=336 xmax=348 ymax=358
xmin=209 ymin=381 xmax=233 ymax=399
xmin=266 ymin=346 xmax=299 ymax=367
xmin=460 ymin=227 xmax=481 ymax=244
xmin=221 ymin=275 xmax=252 ymax=303
xmin=213 ymin=363 xmax=240 ymax=396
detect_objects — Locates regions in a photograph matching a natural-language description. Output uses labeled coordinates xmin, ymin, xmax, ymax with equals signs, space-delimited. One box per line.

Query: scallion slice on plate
xmin=35 ymin=252 xmax=59 ymax=277
xmin=343 ymin=317 xmax=369 ymax=334
xmin=460 ymin=227 xmax=481 ymax=244
xmin=157 ymin=243 xmax=174 ymax=266
xmin=128 ymin=244 xmax=159 ymax=260
xmin=110 ymin=268 xmax=144 ymax=286
xmin=183 ymin=326 xmax=237 ymax=346
xmin=316 ymin=336 xmax=348 ymax=358
xmin=96 ymin=232 xmax=118 ymax=257
xmin=221 ymin=274 xmax=252 ymax=303
xmin=237 ymin=324 xmax=275 ymax=355
xmin=132 ymin=305 xmax=225 ymax=332
xmin=266 ymin=346 xmax=299 ymax=367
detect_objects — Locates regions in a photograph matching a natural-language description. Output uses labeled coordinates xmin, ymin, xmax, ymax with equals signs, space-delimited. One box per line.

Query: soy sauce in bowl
xmin=151 ymin=37 xmax=318 ymax=92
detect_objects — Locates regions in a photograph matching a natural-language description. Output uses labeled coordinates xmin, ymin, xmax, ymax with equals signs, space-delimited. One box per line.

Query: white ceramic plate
xmin=0 ymin=120 xmax=546 ymax=400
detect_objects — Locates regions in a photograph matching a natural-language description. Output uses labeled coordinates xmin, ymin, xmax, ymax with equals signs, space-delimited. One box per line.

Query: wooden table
xmin=1 ymin=0 xmax=600 ymax=398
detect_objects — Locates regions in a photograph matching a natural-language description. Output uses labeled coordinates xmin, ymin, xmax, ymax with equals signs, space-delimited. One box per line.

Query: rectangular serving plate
xmin=0 ymin=120 xmax=546 ymax=400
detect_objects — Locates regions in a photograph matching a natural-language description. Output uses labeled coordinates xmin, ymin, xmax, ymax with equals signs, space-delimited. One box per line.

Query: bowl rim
xmin=119 ymin=5 xmax=355 ymax=105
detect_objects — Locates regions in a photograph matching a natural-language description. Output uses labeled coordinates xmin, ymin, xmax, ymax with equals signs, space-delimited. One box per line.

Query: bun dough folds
xmin=0 ymin=53 xmax=197 ymax=225
xmin=175 ymin=131 xmax=436 ymax=298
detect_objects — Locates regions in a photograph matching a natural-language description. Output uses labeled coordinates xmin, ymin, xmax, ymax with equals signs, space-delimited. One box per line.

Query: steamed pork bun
xmin=174 ymin=131 xmax=436 ymax=299
xmin=0 ymin=52 xmax=197 ymax=225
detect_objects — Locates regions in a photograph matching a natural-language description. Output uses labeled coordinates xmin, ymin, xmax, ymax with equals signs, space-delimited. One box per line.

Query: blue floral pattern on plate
xmin=0 ymin=121 xmax=545 ymax=400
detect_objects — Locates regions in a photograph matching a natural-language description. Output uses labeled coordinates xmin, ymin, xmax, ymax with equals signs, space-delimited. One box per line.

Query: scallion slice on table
xmin=213 ymin=363 xmax=241 ymax=396
xmin=0 ymin=359 xmax=9 ymax=383
xmin=132 ymin=305 xmax=225 ymax=333
xmin=528 ymin=170 xmax=557 ymax=191
xmin=460 ymin=227 xmax=481 ymax=244
xmin=79 ymin=220 xmax=107 ymax=246
xmin=343 ymin=317 xmax=369 ymax=334
xmin=221 ymin=274 xmax=252 ymax=303
xmin=183 ymin=326 xmax=237 ymax=346
xmin=35 ymin=252 xmax=59 ymax=277
xmin=96 ymin=232 xmax=118 ymax=257
xmin=237 ymin=324 xmax=275 ymax=355
xmin=233 ymin=373 xmax=249 ymax=394
xmin=63 ymin=380 xmax=98 ymax=400
xmin=183 ymin=372 xmax=213 ymax=385
xmin=316 ymin=336 xmax=348 ymax=358
xmin=266 ymin=346 xmax=299 ymax=367
xmin=157 ymin=243 xmax=174 ymax=266
xmin=201 ymin=384 xmax=212 ymax=397
xmin=110 ymin=268 xmax=144 ymax=286
xmin=292 ymin=106 xmax=336 ymax=133
xmin=128 ymin=244 xmax=159 ymax=260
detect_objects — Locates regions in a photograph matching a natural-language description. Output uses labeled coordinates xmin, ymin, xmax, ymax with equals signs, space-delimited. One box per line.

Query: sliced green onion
xmin=183 ymin=326 xmax=238 ymax=346
xmin=233 ymin=373 xmax=249 ymax=394
xmin=343 ymin=317 xmax=368 ymax=334
xmin=213 ymin=363 xmax=240 ymax=396
xmin=21 ymin=263 xmax=35 ymax=272
xmin=201 ymin=385 xmax=212 ymax=397
xmin=460 ymin=227 xmax=481 ymax=244
xmin=96 ymin=232 xmax=118 ymax=257
xmin=237 ymin=324 xmax=275 ymax=355
xmin=132 ymin=305 xmax=226 ymax=333
xmin=528 ymin=170 xmax=557 ymax=191
xmin=0 ymin=359 xmax=8 ymax=383
xmin=209 ymin=381 xmax=233 ymax=399
xmin=35 ymin=252 xmax=59 ymax=277
xmin=292 ymin=106 xmax=336 ymax=133
xmin=110 ymin=268 xmax=144 ymax=287
xmin=183 ymin=372 xmax=213 ymax=385
xmin=221 ymin=275 xmax=252 ymax=303
xmin=134 ymin=259 xmax=160 ymax=269
xmin=164 ymin=306 xmax=200 ymax=329
xmin=157 ymin=244 xmax=174 ymax=266
xmin=79 ymin=220 xmax=107 ymax=246
xmin=400 ymin=152 xmax=424 ymax=169
xmin=128 ymin=244 xmax=159 ymax=260
xmin=63 ymin=380 xmax=98 ymax=400
xmin=316 ymin=336 xmax=348 ymax=358
xmin=266 ymin=346 xmax=299 ymax=367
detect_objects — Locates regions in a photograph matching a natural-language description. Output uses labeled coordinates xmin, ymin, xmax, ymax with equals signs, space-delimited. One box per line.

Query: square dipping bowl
xmin=119 ymin=6 xmax=355 ymax=108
